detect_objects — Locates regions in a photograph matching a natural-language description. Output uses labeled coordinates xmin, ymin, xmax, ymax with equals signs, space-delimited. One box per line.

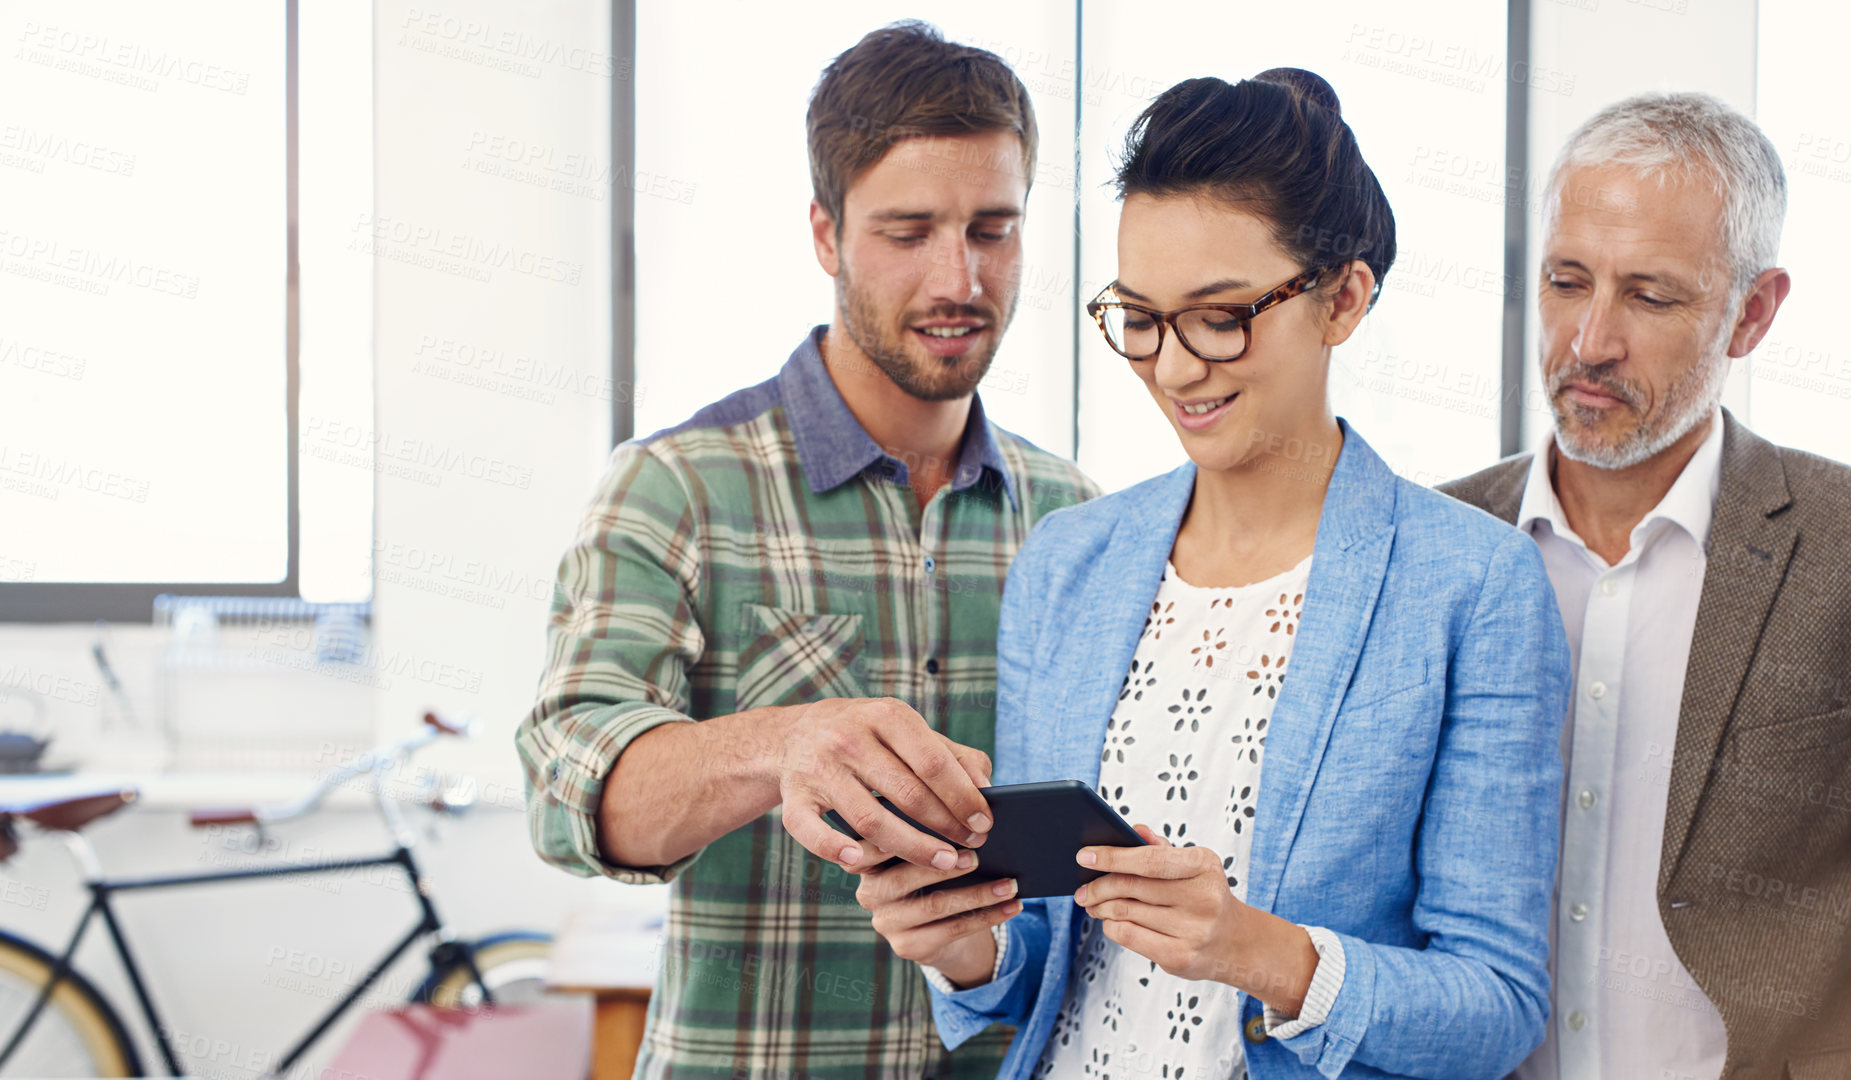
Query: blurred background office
xmin=0 ymin=1 xmax=1845 ymax=1076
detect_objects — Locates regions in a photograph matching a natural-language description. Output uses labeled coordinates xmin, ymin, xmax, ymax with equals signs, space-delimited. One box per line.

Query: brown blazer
xmin=1441 ymin=409 xmax=1851 ymax=1079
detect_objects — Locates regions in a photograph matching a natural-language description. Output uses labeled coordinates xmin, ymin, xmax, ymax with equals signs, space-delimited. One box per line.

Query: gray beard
xmin=1548 ymin=325 xmax=1730 ymax=470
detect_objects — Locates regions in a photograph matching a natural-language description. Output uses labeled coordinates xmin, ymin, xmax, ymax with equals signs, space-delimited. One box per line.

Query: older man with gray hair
xmin=1444 ymin=92 xmax=1851 ymax=1079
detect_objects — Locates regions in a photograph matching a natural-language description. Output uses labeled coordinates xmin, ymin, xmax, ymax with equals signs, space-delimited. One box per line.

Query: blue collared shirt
xmin=780 ymin=325 xmax=1021 ymax=508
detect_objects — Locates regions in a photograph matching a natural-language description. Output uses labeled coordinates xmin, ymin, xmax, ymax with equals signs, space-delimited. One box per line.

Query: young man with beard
xmin=1443 ymin=93 xmax=1851 ymax=1079
xmin=515 ymin=21 xmax=1098 ymax=1080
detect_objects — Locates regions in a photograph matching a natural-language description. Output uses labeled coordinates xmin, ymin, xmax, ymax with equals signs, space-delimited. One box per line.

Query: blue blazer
xmin=929 ymin=423 xmax=1571 ymax=1080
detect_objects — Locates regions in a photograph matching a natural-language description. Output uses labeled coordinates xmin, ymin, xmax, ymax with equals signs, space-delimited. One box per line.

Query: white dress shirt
xmin=1513 ymin=409 xmax=1728 ymax=1080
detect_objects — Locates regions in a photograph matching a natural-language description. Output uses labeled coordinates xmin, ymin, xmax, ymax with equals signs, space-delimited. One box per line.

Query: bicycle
xmin=0 ymin=711 xmax=552 ymax=1078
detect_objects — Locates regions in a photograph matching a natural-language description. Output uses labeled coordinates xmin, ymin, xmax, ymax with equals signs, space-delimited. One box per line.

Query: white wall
xmin=368 ymin=0 xmax=615 ymax=786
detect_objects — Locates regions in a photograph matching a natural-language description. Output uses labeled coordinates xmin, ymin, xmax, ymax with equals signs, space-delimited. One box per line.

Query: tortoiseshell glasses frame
xmin=1086 ymin=264 xmax=1336 ymax=362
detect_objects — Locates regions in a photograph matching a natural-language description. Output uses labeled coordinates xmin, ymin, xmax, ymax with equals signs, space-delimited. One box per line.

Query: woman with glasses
xmin=857 ymin=69 xmax=1571 ymax=1079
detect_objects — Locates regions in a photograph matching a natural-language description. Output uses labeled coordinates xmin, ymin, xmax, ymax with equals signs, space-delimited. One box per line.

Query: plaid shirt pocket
xmin=735 ymin=603 xmax=867 ymax=711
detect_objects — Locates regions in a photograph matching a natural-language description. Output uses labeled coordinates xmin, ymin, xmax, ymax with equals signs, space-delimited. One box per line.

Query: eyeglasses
xmin=1086 ymin=265 xmax=1332 ymax=363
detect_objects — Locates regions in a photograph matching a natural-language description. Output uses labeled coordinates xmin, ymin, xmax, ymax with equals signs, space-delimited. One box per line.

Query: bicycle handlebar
xmin=188 ymin=710 xmax=475 ymax=836
xmin=423 ymin=711 xmax=471 ymax=737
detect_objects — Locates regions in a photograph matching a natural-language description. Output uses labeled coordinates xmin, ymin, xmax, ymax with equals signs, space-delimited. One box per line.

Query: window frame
xmin=0 ymin=0 xmax=302 ymax=623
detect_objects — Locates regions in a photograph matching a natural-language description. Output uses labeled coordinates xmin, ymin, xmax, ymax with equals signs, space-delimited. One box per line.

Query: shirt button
xmin=1600 ymin=578 xmax=1618 ymax=597
xmin=923 ymin=556 xmax=936 ymax=574
xmin=1588 ymin=681 xmax=1607 ymax=700
xmin=1569 ymin=902 xmax=1589 ymax=922
xmin=1243 ymin=1015 xmax=1268 ymax=1044
xmin=1566 ymin=1010 xmax=1588 ymax=1031
xmin=548 ymin=760 xmax=562 ymax=783
xmin=925 ymin=658 xmax=940 ymax=675
xmin=1577 ymin=789 xmax=1597 ymax=810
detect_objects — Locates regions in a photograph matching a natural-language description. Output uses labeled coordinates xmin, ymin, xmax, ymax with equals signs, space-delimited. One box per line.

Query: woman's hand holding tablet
xmin=1074 ymin=826 xmax=1321 ymax=1016
xmin=846 ymin=781 xmax=1148 ymax=989
xmin=855 ymin=851 xmax=1021 ymax=988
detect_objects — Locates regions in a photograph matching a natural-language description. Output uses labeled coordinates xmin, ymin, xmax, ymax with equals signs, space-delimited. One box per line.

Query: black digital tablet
xmin=823 ymin=779 xmax=1147 ymax=899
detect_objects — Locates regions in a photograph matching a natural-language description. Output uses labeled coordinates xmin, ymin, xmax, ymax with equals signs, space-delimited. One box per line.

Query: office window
xmin=1 ymin=2 xmax=285 ymax=586
xmin=1750 ymin=0 xmax=1851 ymax=466
xmin=0 ymin=0 xmax=373 ymax=614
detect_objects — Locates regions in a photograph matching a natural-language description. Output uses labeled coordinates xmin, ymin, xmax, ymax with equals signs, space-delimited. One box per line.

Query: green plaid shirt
xmin=517 ymin=327 xmax=1100 ymax=1079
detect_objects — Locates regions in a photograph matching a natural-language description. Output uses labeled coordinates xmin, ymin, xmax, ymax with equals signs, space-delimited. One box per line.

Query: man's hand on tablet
xmin=775 ymin=696 xmax=993 ymax=874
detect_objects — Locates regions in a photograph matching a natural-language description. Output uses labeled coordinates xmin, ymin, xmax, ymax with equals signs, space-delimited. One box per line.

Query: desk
xmin=545 ymin=907 xmax=661 ymax=1079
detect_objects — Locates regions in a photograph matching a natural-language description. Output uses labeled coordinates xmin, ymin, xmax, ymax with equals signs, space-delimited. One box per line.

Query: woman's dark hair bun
xmin=1253 ymin=67 xmax=1341 ymax=115
xmin=1112 ymin=69 xmax=1395 ymax=308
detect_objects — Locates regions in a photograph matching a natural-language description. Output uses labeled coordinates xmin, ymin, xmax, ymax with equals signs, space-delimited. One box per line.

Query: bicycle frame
xmin=0 ymin=839 xmax=494 ymax=1078
xmin=0 ymin=719 xmax=495 ymax=1077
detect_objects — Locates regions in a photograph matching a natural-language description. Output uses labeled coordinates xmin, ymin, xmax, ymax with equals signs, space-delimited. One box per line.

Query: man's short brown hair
xmin=806 ymin=21 xmax=1039 ymax=226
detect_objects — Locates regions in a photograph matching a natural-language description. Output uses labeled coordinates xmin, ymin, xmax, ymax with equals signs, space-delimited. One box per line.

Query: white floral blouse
xmin=1031 ymin=554 xmax=1345 ymax=1080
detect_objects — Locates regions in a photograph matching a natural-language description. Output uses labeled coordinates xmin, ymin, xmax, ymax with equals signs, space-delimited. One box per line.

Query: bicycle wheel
xmin=0 ymin=930 xmax=141 ymax=1078
xmin=415 ymin=932 xmax=552 ymax=1009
